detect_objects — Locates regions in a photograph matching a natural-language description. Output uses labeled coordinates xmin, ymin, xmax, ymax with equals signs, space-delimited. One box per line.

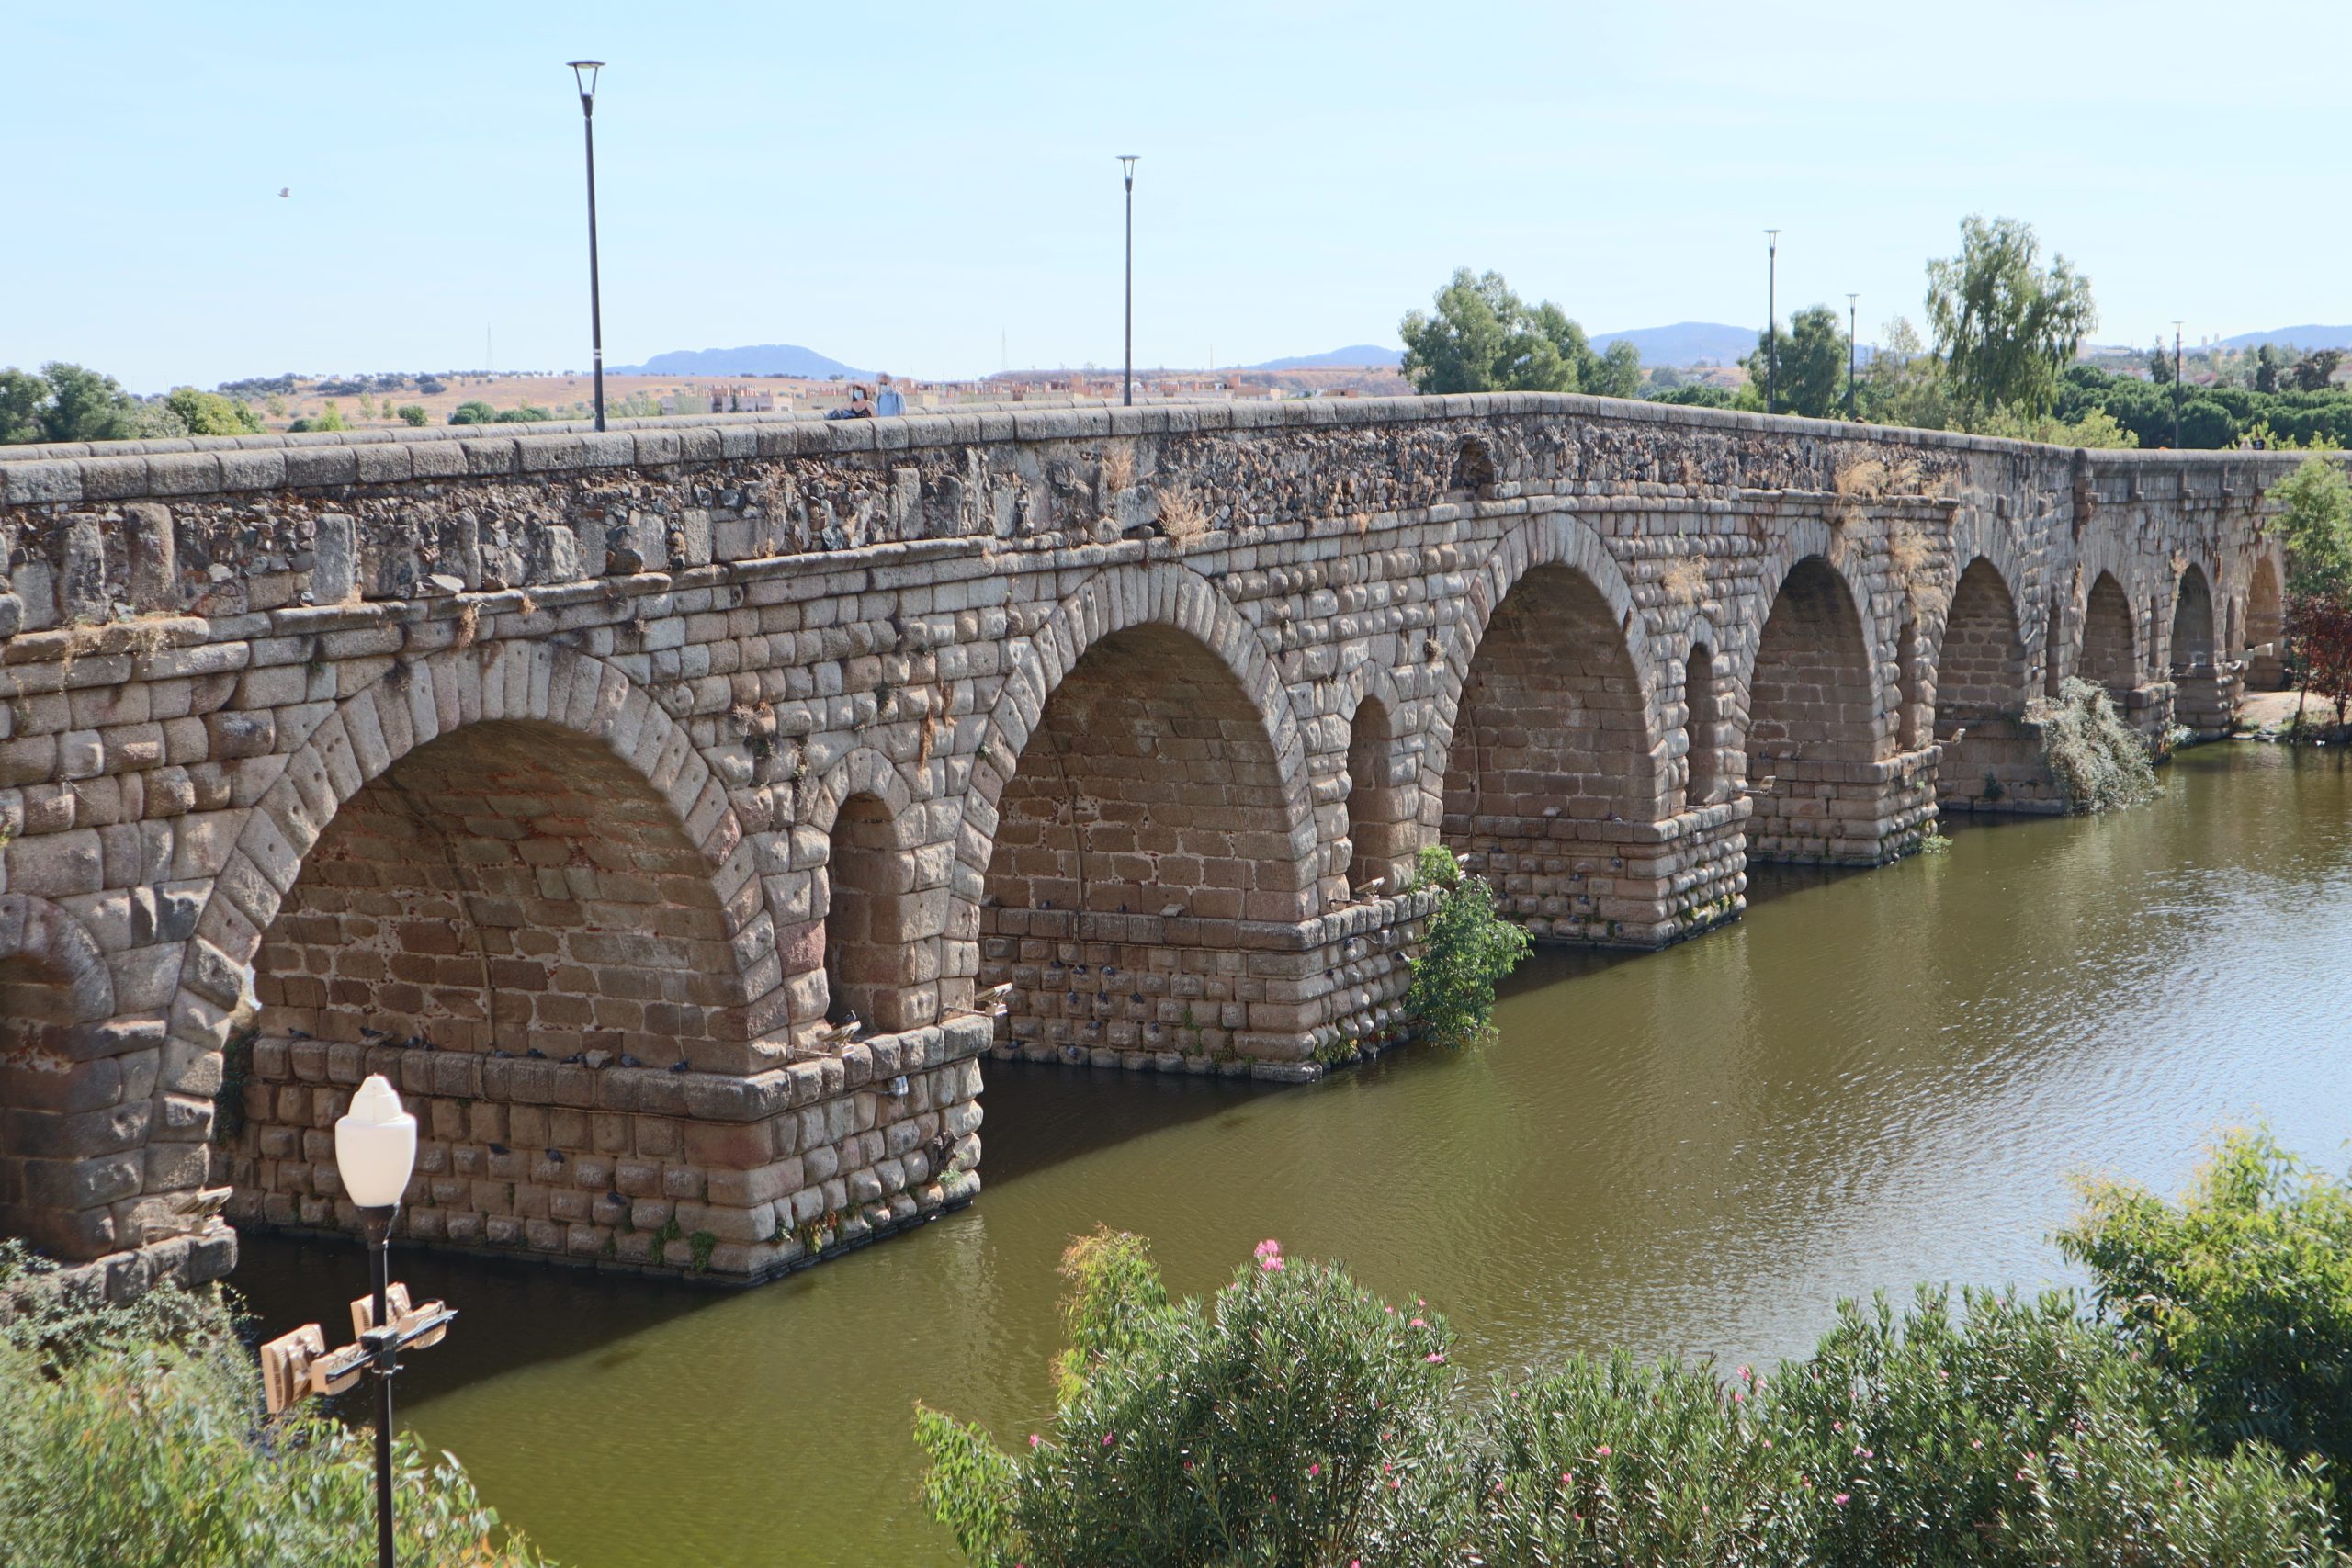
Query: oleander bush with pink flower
xmin=918 ymin=1138 xmax=2351 ymax=1567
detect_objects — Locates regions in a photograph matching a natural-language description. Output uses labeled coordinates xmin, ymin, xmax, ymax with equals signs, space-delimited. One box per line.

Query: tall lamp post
xmin=1763 ymin=229 xmax=1781 ymax=415
xmin=1846 ymin=292 xmax=1860 ymax=416
xmin=261 ymin=1076 xmax=452 ymax=1568
xmin=2171 ymin=320 xmax=2184 ymax=447
xmin=1120 ymin=155 xmax=1138 ymax=407
xmin=570 ymin=61 xmax=608 ymax=433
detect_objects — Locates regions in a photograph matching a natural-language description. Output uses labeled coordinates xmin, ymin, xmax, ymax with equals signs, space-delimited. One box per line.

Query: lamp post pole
xmin=1120 ymin=156 xmax=1138 ymax=407
xmin=362 ymin=1204 xmax=399 ymax=1568
xmin=2172 ymin=320 xmax=2184 ymax=447
xmin=1764 ymin=229 xmax=1781 ymax=415
xmin=570 ymin=62 xmax=607 ymax=433
xmin=339 ymin=1076 xmax=417 ymax=1568
xmin=1846 ymin=292 xmax=1859 ymax=416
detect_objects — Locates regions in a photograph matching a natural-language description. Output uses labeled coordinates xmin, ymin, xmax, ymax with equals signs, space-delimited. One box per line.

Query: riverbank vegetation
xmin=0 ymin=1241 xmax=548 ymax=1568
xmin=2030 ymin=678 xmax=2160 ymax=812
xmin=917 ymin=1129 xmax=2352 ymax=1566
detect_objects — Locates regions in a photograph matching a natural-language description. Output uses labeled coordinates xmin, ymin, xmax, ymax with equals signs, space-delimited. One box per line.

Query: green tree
xmin=2148 ymin=338 xmax=2177 ymax=385
xmin=2256 ymin=344 xmax=2281 ymax=394
xmin=2290 ymin=349 xmax=2342 ymax=393
xmin=449 ymin=400 xmax=498 ymax=424
xmin=162 ymin=387 xmax=263 ymax=436
xmin=2271 ymin=455 xmax=2352 ymax=598
xmin=1925 ymin=216 xmax=2097 ymax=421
xmin=395 ymin=403 xmax=429 ymax=426
xmin=31 ymin=363 xmax=146 ymax=442
xmin=1400 ymin=269 xmax=1635 ymax=398
xmin=0 ymin=368 xmax=47 ymax=443
xmin=1858 ymin=316 xmax=1952 ymax=431
xmin=1746 ymin=303 xmax=1848 ymax=418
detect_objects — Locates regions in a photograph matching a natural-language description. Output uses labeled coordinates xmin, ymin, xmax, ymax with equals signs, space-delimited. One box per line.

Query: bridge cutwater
xmin=0 ymin=394 xmax=2291 ymax=1298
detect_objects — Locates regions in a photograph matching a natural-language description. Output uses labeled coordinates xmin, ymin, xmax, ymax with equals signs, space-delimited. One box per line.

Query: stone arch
xmin=1430 ymin=512 xmax=1663 ymax=800
xmin=2245 ymin=553 xmax=2285 ymax=690
xmin=0 ymin=894 xmax=127 ymax=1260
xmin=1931 ymin=557 xmax=2030 ymax=737
xmin=959 ymin=561 xmax=1322 ymax=1065
xmin=1744 ymin=554 xmax=1879 ymax=770
xmin=801 ymin=747 xmax=933 ymax=1035
xmin=170 ymin=643 xmax=778 ymax=1082
xmin=2170 ymin=563 xmax=2217 ymax=671
xmin=2081 ymin=570 xmax=2138 ymax=702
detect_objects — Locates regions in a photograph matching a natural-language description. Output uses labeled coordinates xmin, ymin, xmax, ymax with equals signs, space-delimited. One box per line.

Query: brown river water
xmin=232 ymin=743 xmax=2352 ymax=1566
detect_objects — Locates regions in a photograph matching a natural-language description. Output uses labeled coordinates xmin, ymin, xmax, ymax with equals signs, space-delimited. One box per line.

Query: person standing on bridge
xmin=874 ymin=373 xmax=905 ymax=416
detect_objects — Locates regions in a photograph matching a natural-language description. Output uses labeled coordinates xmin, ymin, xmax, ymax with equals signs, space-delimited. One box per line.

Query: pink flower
xmin=1594 ymin=1445 xmax=1612 ymax=1458
xmin=1424 ymin=1352 xmax=1446 ymax=1363
xmin=1307 ymin=1463 xmax=1321 ymax=1477
xmin=1254 ymin=1238 xmax=1283 ymax=1268
xmin=1970 ymin=1438 xmax=1983 ymax=1450
xmin=1832 ymin=1420 xmax=1845 ymax=1434
xmin=1732 ymin=1389 xmax=1746 ymax=1404
xmin=1028 ymin=1433 xmax=1041 ymax=1449
xmin=1834 ymin=1493 xmax=1850 ymax=1506
xmin=1559 ymin=1472 xmax=1574 ymax=1486
xmin=1102 ymin=1432 xmax=1115 ymax=1447
xmin=1408 ymin=1317 xmax=1427 ymax=1328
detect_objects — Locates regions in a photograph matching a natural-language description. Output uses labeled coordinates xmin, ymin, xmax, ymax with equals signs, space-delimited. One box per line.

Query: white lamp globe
xmin=335 ymin=1075 xmax=417 ymax=1210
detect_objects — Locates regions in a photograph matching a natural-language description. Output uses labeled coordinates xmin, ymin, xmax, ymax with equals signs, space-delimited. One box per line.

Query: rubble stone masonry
xmin=0 ymin=394 xmax=2292 ymax=1293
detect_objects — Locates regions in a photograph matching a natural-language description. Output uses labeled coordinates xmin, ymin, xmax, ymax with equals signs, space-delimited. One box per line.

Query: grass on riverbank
xmin=919 ymin=1129 xmax=2352 ymax=1567
xmin=0 ymin=1241 xmax=548 ymax=1568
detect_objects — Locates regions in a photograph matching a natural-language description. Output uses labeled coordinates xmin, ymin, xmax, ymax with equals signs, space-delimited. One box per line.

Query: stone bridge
xmin=0 ymin=395 xmax=2290 ymax=1297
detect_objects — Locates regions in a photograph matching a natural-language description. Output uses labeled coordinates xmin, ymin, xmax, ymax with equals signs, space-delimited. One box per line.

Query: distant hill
xmin=1250 ymin=344 xmax=1403 ymax=370
xmin=1589 ymin=322 xmax=1756 ymax=367
xmin=2218 ymin=325 xmax=2352 ymax=352
xmin=611 ymin=344 xmax=869 ymax=378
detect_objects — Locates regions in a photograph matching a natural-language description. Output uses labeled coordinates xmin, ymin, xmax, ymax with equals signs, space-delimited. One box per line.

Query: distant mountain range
xmin=1250 ymin=344 xmax=1404 ymax=370
xmin=1590 ymin=321 xmax=1755 ymax=367
xmin=2217 ymin=325 xmax=2352 ymax=352
xmin=610 ymin=344 xmax=869 ymax=378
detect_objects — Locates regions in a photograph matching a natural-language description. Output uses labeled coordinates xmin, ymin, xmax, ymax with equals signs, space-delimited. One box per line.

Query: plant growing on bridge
xmin=1403 ymin=845 xmax=1529 ymax=1052
xmin=2029 ymin=678 xmax=2158 ymax=813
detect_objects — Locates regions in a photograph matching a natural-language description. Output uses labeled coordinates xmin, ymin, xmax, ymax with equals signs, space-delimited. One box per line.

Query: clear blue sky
xmin=12 ymin=1 xmax=2343 ymax=391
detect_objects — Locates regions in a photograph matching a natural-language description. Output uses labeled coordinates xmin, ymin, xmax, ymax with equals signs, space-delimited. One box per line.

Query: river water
xmin=232 ymin=744 xmax=2352 ymax=1566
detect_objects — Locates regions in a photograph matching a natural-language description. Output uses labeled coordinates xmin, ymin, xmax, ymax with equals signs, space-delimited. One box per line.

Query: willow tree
xmin=1925 ymin=216 xmax=2096 ymax=423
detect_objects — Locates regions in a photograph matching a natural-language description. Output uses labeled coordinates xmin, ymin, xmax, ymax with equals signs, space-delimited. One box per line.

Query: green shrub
xmin=2029 ymin=677 xmax=2159 ymax=812
xmin=0 ymin=1243 xmax=548 ymax=1568
xmin=1403 ymin=845 xmax=1530 ymax=1051
xmin=1472 ymin=1352 xmax=1772 ymax=1564
xmin=2060 ymin=1130 xmax=2352 ymax=1516
xmin=922 ymin=1230 xmax=2345 ymax=1566
xmin=396 ymin=403 xmax=429 ymax=426
xmin=917 ymin=1229 xmax=1468 ymax=1567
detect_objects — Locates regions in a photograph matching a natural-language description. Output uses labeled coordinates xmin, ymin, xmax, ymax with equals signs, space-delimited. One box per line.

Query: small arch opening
xmin=822 ymin=792 xmax=922 ymax=1032
xmin=1344 ymin=696 xmax=1409 ymax=891
xmin=2083 ymin=572 xmax=2137 ymax=703
xmin=1896 ymin=609 xmax=1924 ymax=750
xmin=1682 ymin=645 xmax=1719 ymax=808
xmin=2170 ymin=566 xmax=2216 ymax=671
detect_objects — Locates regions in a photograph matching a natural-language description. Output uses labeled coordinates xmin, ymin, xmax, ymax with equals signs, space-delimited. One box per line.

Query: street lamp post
xmin=2171 ymin=320 xmax=2184 ymax=447
xmin=1846 ymin=292 xmax=1860 ymax=417
xmin=1763 ymin=229 xmax=1781 ymax=415
xmin=570 ymin=61 xmax=607 ymax=433
xmin=261 ymin=1076 xmax=451 ymax=1568
xmin=1120 ymin=156 xmax=1138 ymax=407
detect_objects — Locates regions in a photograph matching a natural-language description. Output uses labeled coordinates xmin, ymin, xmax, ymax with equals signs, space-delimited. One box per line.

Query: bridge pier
xmin=1744 ymin=750 xmax=1939 ymax=864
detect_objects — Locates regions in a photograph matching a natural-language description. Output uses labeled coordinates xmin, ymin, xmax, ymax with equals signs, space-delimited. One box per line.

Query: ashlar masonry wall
xmin=0 ymin=394 xmax=2294 ymax=1292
